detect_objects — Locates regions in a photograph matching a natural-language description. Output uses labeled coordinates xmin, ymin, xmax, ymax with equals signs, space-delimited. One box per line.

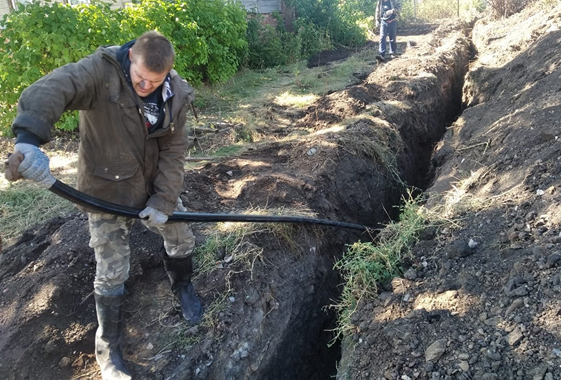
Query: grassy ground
xmin=0 ymin=149 xmax=78 ymax=244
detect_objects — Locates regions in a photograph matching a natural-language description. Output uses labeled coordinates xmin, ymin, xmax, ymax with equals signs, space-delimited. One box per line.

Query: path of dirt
xmin=1 ymin=3 xmax=560 ymax=380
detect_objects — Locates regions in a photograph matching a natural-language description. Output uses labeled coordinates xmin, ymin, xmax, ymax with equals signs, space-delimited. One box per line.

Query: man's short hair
xmin=130 ymin=31 xmax=175 ymax=73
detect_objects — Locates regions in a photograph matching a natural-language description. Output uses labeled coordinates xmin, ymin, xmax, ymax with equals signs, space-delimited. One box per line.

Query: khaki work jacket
xmin=12 ymin=45 xmax=194 ymax=215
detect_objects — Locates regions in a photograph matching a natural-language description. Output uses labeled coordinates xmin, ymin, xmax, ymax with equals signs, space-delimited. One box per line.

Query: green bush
xmin=0 ymin=0 xmax=247 ymax=136
xmin=121 ymin=0 xmax=247 ymax=83
xmin=245 ymin=15 xmax=288 ymax=68
xmin=285 ymin=0 xmax=367 ymax=47
xmin=0 ymin=1 xmax=123 ymax=135
xmin=293 ymin=18 xmax=332 ymax=58
xmin=398 ymin=0 xmax=486 ymax=23
xmin=244 ymin=0 xmax=366 ymax=70
xmin=244 ymin=13 xmax=332 ymax=69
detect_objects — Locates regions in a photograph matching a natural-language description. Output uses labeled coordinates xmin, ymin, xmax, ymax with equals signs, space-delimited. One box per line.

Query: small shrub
xmin=245 ymin=15 xmax=289 ymax=68
xmin=244 ymin=14 xmax=332 ymax=69
xmin=487 ymin=0 xmax=530 ymax=17
xmin=285 ymin=0 xmax=367 ymax=47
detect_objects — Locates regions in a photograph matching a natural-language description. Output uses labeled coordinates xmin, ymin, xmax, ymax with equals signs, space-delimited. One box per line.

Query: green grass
xmin=0 ymin=149 xmax=78 ymax=247
xmin=191 ymin=49 xmax=377 ymax=129
xmin=0 ymin=181 xmax=75 ymax=242
xmin=213 ymin=145 xmax=245 ymax=157
xmin=329 ymin=193 xmax=430 ymax=343
xmin=193 ymin=206 xmax=315 ymax=279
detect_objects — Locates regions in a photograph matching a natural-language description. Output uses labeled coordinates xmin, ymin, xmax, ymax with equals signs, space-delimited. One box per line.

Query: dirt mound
xmin=339 ymin=3 xmax=561 ymax=380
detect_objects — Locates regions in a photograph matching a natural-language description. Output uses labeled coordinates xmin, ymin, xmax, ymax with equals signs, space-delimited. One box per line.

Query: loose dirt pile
xmin=339 ymin=3 xmax=561 ymax=380
xmin=1 ymin=2 xmax=560 ymax=380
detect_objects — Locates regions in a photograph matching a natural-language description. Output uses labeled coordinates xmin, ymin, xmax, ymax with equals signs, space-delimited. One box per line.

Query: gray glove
xmin=14 ymin=143 xmax=56 ymax=188
xmin=139 ymin=206 xmax=168 ymax=226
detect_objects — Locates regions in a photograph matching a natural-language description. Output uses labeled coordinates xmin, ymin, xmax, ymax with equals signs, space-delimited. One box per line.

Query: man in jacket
xmin=4 ymin=31 xmax=202 ymax=380
xmin=375 ymin=0 xmax=400 ymax=60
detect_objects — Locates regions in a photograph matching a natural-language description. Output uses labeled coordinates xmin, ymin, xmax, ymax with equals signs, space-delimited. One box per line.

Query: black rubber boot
xmin=94 ymin=293 xmax=132 ymax=380
xmin=162 ymin=255 xmax=203 ymax=325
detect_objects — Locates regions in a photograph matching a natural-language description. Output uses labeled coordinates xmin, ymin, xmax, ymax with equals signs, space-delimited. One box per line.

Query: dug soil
xmin=1 ymin=2 xmax=561 ymax=380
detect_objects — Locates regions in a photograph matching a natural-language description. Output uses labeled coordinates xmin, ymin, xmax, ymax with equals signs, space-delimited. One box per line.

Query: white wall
xmin=0 ymin=0 xmax=11 ymax=18
xmin=240 ymin=0 xmax=281 ymax=14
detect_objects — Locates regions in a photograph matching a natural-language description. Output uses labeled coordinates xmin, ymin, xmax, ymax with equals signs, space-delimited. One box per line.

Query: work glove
xmin=5 ymin=143 xmax=56 ymax=188
xmin=385 ymin=9 xmax=394 ymax=17
xmin=139 ymin=206 xmax=168 ymax=226
xmin=376 ymin=21 xmax=380 ymax=29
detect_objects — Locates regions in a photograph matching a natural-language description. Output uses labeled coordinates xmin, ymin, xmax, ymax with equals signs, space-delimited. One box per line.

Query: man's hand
xmin=5 ymin=143 xmax=55 ymax=188
xmin=139 ymin=206 xmax=168 ymax=226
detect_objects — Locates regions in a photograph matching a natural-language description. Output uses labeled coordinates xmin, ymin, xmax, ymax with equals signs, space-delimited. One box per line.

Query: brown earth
xmin=1 ymin=2 xmax=561 ymax=380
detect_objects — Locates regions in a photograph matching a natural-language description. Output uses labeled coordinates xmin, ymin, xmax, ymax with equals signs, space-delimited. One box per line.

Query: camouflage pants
xmin=88 ymin=199 xmax=195 ymax=296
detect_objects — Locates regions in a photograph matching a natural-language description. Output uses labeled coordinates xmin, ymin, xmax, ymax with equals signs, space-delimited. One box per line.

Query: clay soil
xmin=1 ymin=2 xmax=561 ymax=380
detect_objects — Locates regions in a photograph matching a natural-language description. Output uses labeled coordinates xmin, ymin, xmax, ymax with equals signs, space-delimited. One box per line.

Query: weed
xmin=233 ymin=124 xmax=256 ymax=143
xmin=193 ymin=206 xmax=316 ymax=288
xmin=329 ymin=192 xmax=431 ymax=343
xmin=201 ymin=293 xmax=229 ymax=331
xmin=159 ymin=324 xmax=201 ymax=351
xmin=213 ymin=145 xmax=244 ymax=157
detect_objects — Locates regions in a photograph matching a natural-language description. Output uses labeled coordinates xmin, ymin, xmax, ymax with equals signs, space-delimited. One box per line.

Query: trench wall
xmin=336 ymin=24 xmax=471 ymax=379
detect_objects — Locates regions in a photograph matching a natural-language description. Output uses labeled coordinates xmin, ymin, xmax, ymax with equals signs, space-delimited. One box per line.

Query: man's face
xmin=129 ymin=51 xmax=168 ymax=97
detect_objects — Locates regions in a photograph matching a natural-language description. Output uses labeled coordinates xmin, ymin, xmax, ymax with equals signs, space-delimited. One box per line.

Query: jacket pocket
xmin=93 ymin=163 xmax=139 ymax=182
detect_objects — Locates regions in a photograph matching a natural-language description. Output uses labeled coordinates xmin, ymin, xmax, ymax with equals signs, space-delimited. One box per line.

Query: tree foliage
xmin=285 ymin=0 xmax=367 ymax=46
xmin=0 ymin=0 xmax=247 ymax=134
xmin=0 ymin=0 xmax=379 ymax=135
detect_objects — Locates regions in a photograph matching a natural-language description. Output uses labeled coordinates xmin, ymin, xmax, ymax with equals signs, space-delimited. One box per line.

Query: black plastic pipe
xmin=49 ymin=179 xmax=369 ymax=231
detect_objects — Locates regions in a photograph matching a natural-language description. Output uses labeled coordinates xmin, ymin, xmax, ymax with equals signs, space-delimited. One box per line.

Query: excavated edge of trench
xmin=331 ymin=28 xmax=472 ymax=380
xmin=280 ymin=28 xmax=471 ymax=380
xmin=160 ymin=24 xmax=473 ymax=380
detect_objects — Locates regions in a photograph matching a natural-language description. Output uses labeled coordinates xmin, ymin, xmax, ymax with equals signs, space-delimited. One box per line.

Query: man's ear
xmin=128 ymin=49 xmax=133 ymax=61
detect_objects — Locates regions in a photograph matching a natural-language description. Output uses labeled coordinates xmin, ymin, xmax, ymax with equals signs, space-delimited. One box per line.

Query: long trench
xmin=159 ymin=24 xmax=473 ymax=380
xmin=259 ymin=26 xmax=472 ymax=380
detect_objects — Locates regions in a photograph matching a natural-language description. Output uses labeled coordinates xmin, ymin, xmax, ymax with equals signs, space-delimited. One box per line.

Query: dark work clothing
xmin=376 ymin=0 xmax=398 ymax=57
xmin=12 ymin=42 xmax=194 ymax=215
xmin=380 ymin=0 xmax=396 ymax=22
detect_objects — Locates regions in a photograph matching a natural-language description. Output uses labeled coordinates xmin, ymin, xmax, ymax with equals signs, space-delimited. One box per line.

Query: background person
xmin=376 ymin=0 xmax=400 ymax=60
xmin=4 ymin=30 xmax=201 ymax=380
